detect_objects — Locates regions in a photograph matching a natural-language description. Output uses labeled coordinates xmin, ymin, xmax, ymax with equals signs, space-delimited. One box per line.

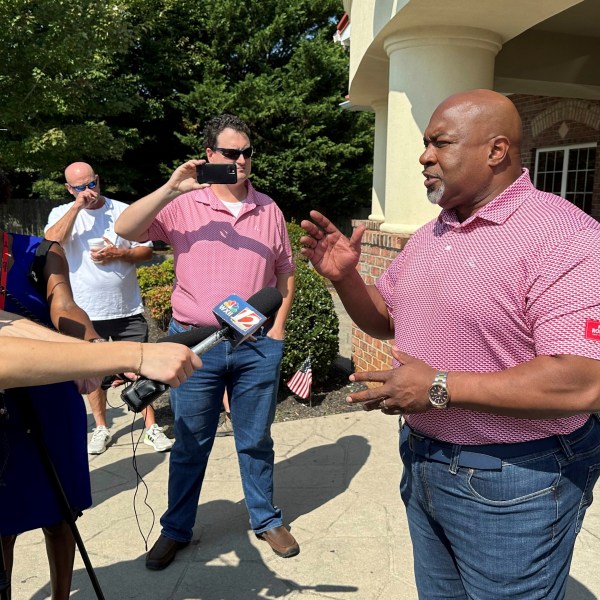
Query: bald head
xmin=433 ymin=89 xmax=523 ymax=169
xmin=64 ymin=161 xmax=103 ymax=208
xmin=64 ymin=162 xmax=94 ymax=183
xmin=420 ymin=89 xmax=524 ymax=220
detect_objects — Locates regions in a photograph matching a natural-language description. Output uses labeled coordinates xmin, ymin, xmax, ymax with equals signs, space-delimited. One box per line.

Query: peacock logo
xmin=222 ymin=300 xmax=239 ymax=313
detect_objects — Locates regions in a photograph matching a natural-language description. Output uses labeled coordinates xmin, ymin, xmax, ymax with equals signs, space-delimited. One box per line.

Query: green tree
xmin=0 ymin=0 xmax=142 ymax=196
xmin=1 ymin=0 xmax=374 ymax=224
xmin=120 ymin=0 xmax=374 ymax=221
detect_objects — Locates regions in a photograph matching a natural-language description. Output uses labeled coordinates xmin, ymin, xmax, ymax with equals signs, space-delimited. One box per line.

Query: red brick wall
xmin=351 ymin=219 xmax=410 ymax=373
xmin=350 ymin=94 xmax=600 ymax=373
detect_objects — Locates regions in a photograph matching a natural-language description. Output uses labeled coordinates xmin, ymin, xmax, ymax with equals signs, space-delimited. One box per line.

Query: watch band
xmin=428 ymin=370 xmax=450 ymax=409
xmin=433 ymin=371 xmax=447 ymax=387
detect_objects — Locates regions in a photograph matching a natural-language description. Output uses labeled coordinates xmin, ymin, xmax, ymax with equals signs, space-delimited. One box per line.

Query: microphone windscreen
xmin=247 ymin=287 xmax=283 ymax=318
xmin=157 ymin=326 xmax=219 ymax=346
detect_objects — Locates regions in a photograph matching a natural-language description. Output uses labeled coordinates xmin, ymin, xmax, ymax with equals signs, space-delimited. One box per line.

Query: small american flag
xmin=287 ymin=356 xmax=312 ymax=399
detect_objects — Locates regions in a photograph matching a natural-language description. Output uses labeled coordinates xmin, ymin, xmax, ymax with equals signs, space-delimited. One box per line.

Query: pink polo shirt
xmin=377 ymin=170 xmax=600 ymax=444
xmin=148 ymin=181 xmax=295 ymax=327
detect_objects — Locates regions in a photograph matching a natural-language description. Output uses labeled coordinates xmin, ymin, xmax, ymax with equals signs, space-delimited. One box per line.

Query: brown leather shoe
xmin=145 ymin=534 xmax=190 ymax=570
xmin=256 ymin=526 xmax=300 ymax=558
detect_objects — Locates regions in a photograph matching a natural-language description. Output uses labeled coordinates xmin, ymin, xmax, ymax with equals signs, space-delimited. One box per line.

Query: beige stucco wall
xmin=344 ymin=0 xmax=598 ymax=232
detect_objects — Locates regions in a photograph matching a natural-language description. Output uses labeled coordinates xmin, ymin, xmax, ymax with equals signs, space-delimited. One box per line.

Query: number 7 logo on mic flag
xmin=287 ymin=356 xmax=312 ymax=399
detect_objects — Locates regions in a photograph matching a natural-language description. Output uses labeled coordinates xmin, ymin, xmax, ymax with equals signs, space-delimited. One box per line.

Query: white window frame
xmin=534 ymin=143 xmax=597 ymax=213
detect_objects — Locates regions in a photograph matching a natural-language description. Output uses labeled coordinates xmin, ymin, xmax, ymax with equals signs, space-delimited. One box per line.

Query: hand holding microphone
xmin=121 ymin=287 xmax=283 ymax=412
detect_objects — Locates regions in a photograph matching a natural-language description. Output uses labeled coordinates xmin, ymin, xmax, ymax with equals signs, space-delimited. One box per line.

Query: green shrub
xmin=137 ymin=258 xmax=175 ymax=329
xmin=286 ymin=220 xmax=305 ymax=262
xmin=137 ymin=258 xmax=175 ymax=295
xmin=280 ymin=259 xmax=339 ymax=385
xmin=136 ymin=223 xmax=340 ymax=385
xmin=282 ymin=220 xmax=339 ymax=385
xmin=143 ymin=284 xmax=174 ymax=331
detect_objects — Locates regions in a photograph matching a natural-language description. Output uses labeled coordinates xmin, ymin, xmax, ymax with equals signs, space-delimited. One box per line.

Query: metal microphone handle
xmin=121 ymin=328 xmax=231 ymax=413
xmin=190 ymin=328 xmax=230 ymax=355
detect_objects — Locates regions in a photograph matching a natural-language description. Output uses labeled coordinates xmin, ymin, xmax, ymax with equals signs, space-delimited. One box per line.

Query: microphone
xmin=157 ymin=286 xmax=283 ymax=352
xmin=121 ymin=287 xmax=283 ymax=413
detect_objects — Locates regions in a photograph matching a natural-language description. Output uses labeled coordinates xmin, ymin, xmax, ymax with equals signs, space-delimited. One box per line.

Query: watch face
xmin=429 ymin=384 xmax=449 ymax=407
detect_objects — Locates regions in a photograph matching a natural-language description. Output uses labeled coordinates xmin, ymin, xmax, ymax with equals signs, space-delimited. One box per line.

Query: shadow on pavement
xmin=24 ymin=435 xmax=370 ymax=599
xmin=567 ymin=576 xmax=598 ymax=599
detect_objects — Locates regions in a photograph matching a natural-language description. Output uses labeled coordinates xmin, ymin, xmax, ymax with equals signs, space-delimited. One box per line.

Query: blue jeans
xmin=399 ymin=416 xmax=600 ymax=600
xmin=160 ymin=319 xmax=285 ymax=542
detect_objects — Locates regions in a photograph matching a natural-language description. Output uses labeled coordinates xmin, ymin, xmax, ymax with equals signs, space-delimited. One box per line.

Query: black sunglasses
xmin=212 ymin=146 xmax=254 ymax=161
xmin=70 ymin=176 xmax=98 ymax=193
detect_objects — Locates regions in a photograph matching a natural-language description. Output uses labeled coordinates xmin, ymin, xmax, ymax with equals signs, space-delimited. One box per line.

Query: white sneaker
xmin=88 ymin=426 xmax=112 ymax=455
xmin=144 ymin=424 xmax=174 ymax=452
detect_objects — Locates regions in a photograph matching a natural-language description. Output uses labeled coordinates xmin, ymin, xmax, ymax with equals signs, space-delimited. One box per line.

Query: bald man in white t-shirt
xmin=45 ymin=162 xmax=172 ymax=455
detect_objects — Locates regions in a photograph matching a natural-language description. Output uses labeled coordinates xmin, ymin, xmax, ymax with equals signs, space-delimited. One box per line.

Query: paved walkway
xmin=10 ymin=295 xmax=600 ymax=599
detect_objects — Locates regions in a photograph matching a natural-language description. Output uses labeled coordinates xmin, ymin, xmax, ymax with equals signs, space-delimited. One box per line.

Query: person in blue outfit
xmin=0 ymin=232 xmax=100 ymax=600
xmin=0 ymin=230 xmax=202 ymax=600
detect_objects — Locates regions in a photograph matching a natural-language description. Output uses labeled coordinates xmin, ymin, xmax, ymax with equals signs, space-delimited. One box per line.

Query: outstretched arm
xmin=44 ymin=243 xmax=101 ymax=341
xmin=43 ymin=242 xmax=105 ymax=392
xmin=0 ymin=312 xmax=201 ymax=390
xmin=300 ymin=210 xmax=393 ymax=339
xmin=348 ymin=348 xmax=600 ymax=419
xmin=115 ymin=160 xmax=208 ymax=242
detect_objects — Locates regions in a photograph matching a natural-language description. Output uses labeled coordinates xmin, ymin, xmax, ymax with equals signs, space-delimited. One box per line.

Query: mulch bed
xmin=144 ymin=308 xmax=366 ymax=430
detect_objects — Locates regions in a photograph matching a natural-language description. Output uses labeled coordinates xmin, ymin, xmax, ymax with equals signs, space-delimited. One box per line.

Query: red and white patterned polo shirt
xmin=377 ymin=169 xmax=600 ymax=444
xmin=148 ymin=181 xmax=294 ymax=328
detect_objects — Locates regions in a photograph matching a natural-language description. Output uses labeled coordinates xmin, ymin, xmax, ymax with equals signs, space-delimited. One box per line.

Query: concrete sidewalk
xmin=11 ymin=399 xmax=600 ymax=600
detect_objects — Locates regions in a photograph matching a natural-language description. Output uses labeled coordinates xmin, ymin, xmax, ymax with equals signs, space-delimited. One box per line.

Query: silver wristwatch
xmin=428 ymin=371 xmax=450 ymax=409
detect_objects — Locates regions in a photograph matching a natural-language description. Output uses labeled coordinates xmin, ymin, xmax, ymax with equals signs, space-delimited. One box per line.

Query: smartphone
xmin=196 ymin=163 xmax=237 ymax=185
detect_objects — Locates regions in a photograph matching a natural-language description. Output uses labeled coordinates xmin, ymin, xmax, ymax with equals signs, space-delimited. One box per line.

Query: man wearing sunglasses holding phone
xmin=115 ymin=114 xmax=297 ymax=569
xmin=44 ymin=162 xmax=173 ymax=455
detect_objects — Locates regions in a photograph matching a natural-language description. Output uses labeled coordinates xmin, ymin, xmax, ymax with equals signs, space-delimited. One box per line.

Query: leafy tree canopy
xmin=1 ymin=0 xmax=374 ymax=222
xmin=126 ymin=0 xmax=373 ymax=220
xmin=0 ymin=0 xmax=141 ymax=194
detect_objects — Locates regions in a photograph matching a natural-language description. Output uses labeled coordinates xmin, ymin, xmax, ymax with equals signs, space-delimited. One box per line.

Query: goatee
xmin=427 ymin=182 xmax=445 ymax=205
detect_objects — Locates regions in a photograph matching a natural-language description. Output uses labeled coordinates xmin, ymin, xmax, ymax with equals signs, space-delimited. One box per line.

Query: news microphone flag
xmin=213 ymin=294 xmax=268 ymax=348
xmin=287 ymin=356 xmax=312 ymax=399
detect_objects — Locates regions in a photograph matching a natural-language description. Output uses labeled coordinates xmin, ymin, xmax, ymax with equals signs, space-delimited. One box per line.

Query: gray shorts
xmin=92 ymin=313 xmax=149 ymax=343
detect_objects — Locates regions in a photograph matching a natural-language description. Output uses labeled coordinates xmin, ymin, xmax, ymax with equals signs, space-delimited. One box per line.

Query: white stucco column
xmin=381 ymin=27 xmax=502 ymax=233
xmin=370 ymin=99 xmax=387 ymax=221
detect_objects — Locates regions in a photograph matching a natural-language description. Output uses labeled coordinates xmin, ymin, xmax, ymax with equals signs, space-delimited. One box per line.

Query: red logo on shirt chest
xmin=585 ymin=319 xmax=600 ymax=341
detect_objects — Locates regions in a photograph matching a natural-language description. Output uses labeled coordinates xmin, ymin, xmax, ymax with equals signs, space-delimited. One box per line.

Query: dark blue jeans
xmin=160 ymin=319 xmax=285 ymax=542
xmin=400 ymin=416 xmax=600 ymax=599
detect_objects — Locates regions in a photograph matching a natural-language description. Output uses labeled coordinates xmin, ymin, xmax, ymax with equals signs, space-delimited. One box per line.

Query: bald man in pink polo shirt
xmin=301 ymin=90 xmax=600 ymax=599
xmin=116 ymin=114 xmax=297 ymax=570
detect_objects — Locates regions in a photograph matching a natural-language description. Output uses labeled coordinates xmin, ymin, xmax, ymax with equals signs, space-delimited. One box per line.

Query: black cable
xmin=128 ymin=413 xmax=156 ymax=552
xmin=101 ymin=383 xmax=159 ymax=552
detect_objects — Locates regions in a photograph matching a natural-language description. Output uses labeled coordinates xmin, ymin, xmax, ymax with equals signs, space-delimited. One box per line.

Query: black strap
xmin=28 ymin=238 xmax=58 ymax=294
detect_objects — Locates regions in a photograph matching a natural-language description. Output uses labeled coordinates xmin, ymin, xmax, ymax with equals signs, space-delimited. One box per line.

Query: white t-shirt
xmin=45 ymin=197 xmax=152 ymax=321
xmin=220 ymin=199 xmax=245 ymax=217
